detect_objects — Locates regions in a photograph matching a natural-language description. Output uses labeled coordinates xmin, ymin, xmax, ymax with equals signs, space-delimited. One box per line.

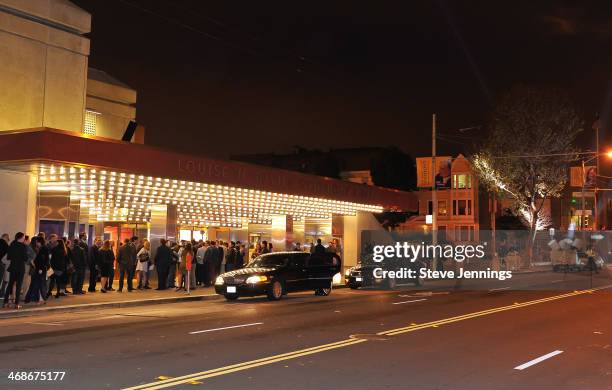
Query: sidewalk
xmin=0 ymin=282 xmax=220 ymax=319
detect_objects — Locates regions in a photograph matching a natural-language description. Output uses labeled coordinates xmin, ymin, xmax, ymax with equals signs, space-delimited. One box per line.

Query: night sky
xmin=72 ymin=0 xmax=612 ymax=159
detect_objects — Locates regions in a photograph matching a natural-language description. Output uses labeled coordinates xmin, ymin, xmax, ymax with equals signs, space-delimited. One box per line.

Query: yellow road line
xmin=125 ymin=286 xmax=612 ymax=389
xmin=379 ymin=290 xmax=588 ymax=336
xmin=123 ymin=338 xmax=359 ymax=390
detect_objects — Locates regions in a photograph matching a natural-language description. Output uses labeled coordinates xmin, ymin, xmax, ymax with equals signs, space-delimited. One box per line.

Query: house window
xmin=438 ymin=200 xmax=447 ymax=216
xmin=427 ymin=200 xmax=447 ymax=216
xmin=453 ymin=199 xmax=472 ymax=216
xmin=457 ymin=226 xmax=473 ymax=241
xmin=453 ymin=174 xmax=472 ymax=189
xmin=83 ymin=110 xmax=99 ymax=136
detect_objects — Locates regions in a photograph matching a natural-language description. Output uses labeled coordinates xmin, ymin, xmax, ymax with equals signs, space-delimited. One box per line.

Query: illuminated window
xmin=453 ymin=174 xmax=471 ymax=189
xmin=83 ymin=110 xmax=99 ymax=136
xmin=438 ymin=200 xmax=447 ymax=216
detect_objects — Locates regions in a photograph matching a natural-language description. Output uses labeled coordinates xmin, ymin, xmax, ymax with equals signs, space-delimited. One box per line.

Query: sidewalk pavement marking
xmin=514 ymin=350 xmax=563 ymax=370
xmin=189 ymin=322 xmax=263 ymax=334
xmin=392 ymin=299 xmax=427 ymax=305
xmin=123 ymin=284 xmax=612 ymax=390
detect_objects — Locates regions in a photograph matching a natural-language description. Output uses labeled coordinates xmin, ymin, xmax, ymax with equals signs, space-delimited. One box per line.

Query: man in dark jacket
xmin=204 ymin=241 xmax=218 ymax=286
xmin=154 ymin=239 xmax=172 ymax=290
xmin=3 ymin=232 xmax=28 ymax=309
xmin=117 ymin=238 xmax=137 ymax=292
xmin=314 ymin=239 xmax=326 ymax=254
xmin=88 ymin=238 xmax=100 ymax=292
xmin=0 ymin=233 xmax=9 ymax=296
xmin=70 ymin=239 xmax=87 ymax=294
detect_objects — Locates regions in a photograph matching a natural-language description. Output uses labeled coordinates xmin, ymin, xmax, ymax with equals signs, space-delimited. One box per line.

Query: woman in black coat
xmin=26 ymin=237 xmax=49 ymax=304
xmin=47 ymin=238 xmax=67 ymax=298
xmin=99 ymin=240 xmax=115 ymax=293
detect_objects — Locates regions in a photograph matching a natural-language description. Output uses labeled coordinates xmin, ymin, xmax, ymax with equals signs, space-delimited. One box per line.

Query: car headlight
xmin=215 ymin=276 xmax=224 ymax=286
xmin=345 ymin=269 xmax=351 ymax=276
xmin=246 ymin=275 xmax=268 ymax=284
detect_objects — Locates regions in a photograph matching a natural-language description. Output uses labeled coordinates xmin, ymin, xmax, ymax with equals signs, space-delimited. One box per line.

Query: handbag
xmin=138 ymin=252 xmax=149 ymax=262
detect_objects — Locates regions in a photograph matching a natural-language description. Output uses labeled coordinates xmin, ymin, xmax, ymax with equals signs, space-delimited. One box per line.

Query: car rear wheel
xmin=225 ymin=295 xmax=239 ymax=301
xmin=267 ymin=281 xmax=283 ymax=301
xmin=315 ymin=282 xmax=332 ymax=296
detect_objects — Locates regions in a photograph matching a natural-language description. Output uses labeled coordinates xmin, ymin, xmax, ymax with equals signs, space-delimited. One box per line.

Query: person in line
xmin=47 ymin=235 xmax=67 ymax=299
xmin=117 ymin=238 xmax=136 ymax=292
xmin=154 ymin=238 xmax=172 ymax=290
xmin=177 ymin=243 xmax=193 ymax=292
xmin=167 ymin=243 xmax=179 ymax=288
xmin=236 ymin=244 xmax=246 ymax=269
xmin=70 ymin=238 xmax=87 ymax=294
xmin=268 ymin=242 xmax=274 ymax=253
xmin=63 ymin=238 xmax=74 ymax=295
xmin=20 ymin=235 xmax=36 ymax=299
xmin=0 ymin=233 xmax=10 ymax=296
xmin=216 ymin=241 xmax=224 ymax=276
xmin=195 ymin=241 xmax=207 ymax=286
xmin=293 ymin=242 xmax=302 ymax=252
xmin=87 ymin=237 xmax=100 ymax=292
xmin=77 ymin=232 xmax=89 ymax=291
xmin=136 ymin=241 xmax=151 ymax=289
xmin=99 ymin=240 xmax=115 ymax=293
xmin=225 ymin=242 xmax=237 ymax=272
xmin=2 ymin=232 xmax=28 ymax=309
xmin=139 ymin=238 xmax=153 ymax=289
xmin=252 ymin=242 xmax=262 ymax=260
xmin=105 ymin=240 xmax=116 ymax=291
xmin=25 ymin=237 xmax=48 ymax=304
xmin=313 ymin=238 xmax=326 ymax=254
xmin=188 ymin=242 xmax=197 ymax=290
xmin=176 ymin=244 xmax=191 ymax=291
xmin=203 ymin=241 xmax=217 ymax=286
xmin=261 ymin=240 xmax=270 ymax=254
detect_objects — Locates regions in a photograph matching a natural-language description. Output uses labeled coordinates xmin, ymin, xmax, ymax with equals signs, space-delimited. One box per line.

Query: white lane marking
xmin=189 ymin=322 xmax=263 ymax=334
xmin=489 ymin=287 xmax=510 ymax=292
xmin=514 ymin=350 xmax=564 ymax=370
xmin=392 ymin=299 xmax=427 ymax=305
xmin=26 ymin=322 xmax=62 ymax=326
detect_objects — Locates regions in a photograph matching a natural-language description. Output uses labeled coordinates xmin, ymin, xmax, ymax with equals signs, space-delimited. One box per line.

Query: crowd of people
xmin=1 ymin=230 xmax=342 ymax=310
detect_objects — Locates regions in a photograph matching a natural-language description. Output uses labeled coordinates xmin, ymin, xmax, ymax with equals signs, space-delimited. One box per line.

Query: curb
xmin=0 ymin=293 xmax=222 ymax=319
xmin=1 ymin=283 xmax=349 ymax=319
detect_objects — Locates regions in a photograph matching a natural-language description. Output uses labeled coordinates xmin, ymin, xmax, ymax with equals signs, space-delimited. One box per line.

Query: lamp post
xmin=432 ymin=114 xmax=438 ymax=271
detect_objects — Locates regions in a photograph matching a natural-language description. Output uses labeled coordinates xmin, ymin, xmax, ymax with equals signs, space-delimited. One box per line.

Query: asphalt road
xmin=1 ymin=271 xmax=611 ymax=390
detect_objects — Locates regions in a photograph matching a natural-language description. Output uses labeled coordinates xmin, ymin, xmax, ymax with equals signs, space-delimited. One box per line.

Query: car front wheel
xmin=267 ymin=281 xmax=283 ymax=301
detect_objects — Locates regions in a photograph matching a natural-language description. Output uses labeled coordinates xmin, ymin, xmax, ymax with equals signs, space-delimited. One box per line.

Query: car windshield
xmin=247 ymin=255 xmax=288 ymax=268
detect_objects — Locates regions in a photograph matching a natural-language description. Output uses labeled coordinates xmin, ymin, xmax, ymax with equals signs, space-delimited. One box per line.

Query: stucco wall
xmin=0 ymin=1 xmax=89 ymax=133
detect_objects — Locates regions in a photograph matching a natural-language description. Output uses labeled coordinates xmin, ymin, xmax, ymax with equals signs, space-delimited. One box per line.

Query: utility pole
xmin=595 ymin=119 xmax=600 ymax=231
xmin=432 ymin=114 xmax=438 ymax=271
xmin=581 ymin=158 xmax=586 ymax=235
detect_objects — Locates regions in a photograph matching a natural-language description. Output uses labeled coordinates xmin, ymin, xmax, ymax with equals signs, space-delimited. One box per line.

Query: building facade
xmin=400 ymin=154 xmax=482 ymax=241
xmin=0 ymin=0 xmax=417 ymax=275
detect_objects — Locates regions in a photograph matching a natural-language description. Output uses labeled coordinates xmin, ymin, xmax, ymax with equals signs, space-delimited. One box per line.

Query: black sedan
xmin=345 ymin=257 xmax=425 ymax=289
xmin=215 ymin=251 xmax=341 ymax=301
